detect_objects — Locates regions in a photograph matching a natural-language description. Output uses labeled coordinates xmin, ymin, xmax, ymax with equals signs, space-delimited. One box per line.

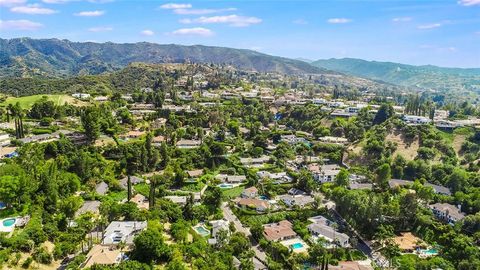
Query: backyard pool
xmin=259 ymin=195 xmax=268 ymax=200
xmin=0 ymin=202 xmax=6 ymax=210
xmin=193 ymin=225 xmax=210 ymax=237
xmin=420 ymin=248 xmax=438 ymax=256
xmin=291 ymin=242 xmax=304 ymax=249
xmin=2 ymin=218 xmax=15 ymax=227
xmin=217 ymin=183 xmax=233 ymax=189
xmin=0 ymin=217 xmax=17 ymax=233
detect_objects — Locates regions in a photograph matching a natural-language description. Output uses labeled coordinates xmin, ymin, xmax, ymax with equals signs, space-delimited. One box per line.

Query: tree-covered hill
xmin=311 ymin=58 xmax=480 ymax=93
xmin=0 ymin=38 xmax=328 ymax=77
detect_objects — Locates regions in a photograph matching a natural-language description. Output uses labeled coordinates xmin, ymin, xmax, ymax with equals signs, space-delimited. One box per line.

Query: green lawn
xmin=222 ymin=185 xmax=245 ymax=199
xmin=134 ymin=183 xmax=150 ymax=197
xmin=0 ymin=94 xmax=84 ymax=109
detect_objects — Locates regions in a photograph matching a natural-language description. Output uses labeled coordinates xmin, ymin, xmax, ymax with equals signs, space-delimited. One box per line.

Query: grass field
xmin=0 ymin=94 xmax=88 ymax=108
xmin=222 ymin=185 xmax=245 ymax=199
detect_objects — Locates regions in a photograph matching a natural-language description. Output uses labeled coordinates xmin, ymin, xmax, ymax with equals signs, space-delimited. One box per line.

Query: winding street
xmin=221 ymin=203 xmax=268 ymax=268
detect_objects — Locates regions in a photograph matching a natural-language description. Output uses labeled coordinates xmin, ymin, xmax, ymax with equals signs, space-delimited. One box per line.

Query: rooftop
xmin=82 ymin=245 xmax=122 ymax=268
xmin=102 ymin=221 xmax=147 ymax=245
xmin=263 ymin=220 xmax=297 ymax=241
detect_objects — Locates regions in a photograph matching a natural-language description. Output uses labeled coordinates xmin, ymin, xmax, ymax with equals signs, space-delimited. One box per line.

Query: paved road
xmin=221 ymin=203 xmax=268 ymax=268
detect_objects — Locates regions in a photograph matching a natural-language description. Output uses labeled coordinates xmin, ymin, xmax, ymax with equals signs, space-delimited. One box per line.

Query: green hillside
xmin=311 ymin=58 xmax=480 ymax=92
xmin=0 ymin=38 xmax=327 ymax=78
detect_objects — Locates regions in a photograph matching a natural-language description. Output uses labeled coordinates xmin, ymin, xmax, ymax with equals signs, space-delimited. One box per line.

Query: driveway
xmin=221 ymin=203 xmax=268 ymax=268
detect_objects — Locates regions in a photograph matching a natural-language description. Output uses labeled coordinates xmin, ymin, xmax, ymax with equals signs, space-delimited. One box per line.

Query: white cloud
xmin=171 ymin=27 xmax=214 ymax=37
xmin=417 ymin=23 xmax=442 ymax=29
xmin=160 ymin=3 xmax=191 ymax=9
xmin=173 ymin=7 xmax=236 ymax=15
xmin=0 ymin=19 xmax=43 ymax=30
xmin=0 ymin=0 xmax=26 ymax=6
xmin=74 ymin=10 xmax=105 ymax=16
xmin=141 ymin=29 xmax=154 ymax=36
xmin=392 ymin=17 xmax=412 ymax=22
xmin=88 ymin=26 xmax=113 ymax=32
xmin=180 ymin=15 xmax=262 ymax=27
xmin=10 ymin=4 xmax=58 ymax=14
xmin=458 ymin=0 xmax=480 ymax=6
xmin=327 ymin=18 xmax=352 ymax=24
xmin=292 ymin=19 xmax=308 ymax=25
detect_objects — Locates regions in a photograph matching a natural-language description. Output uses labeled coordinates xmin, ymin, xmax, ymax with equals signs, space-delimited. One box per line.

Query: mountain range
xmin=1 ymin=38 xmax=479 ymax=94
xmin=0 ymin=38 xmax=325 ymax=78
xmin=311 ymin=58 xmax=480 ymax=92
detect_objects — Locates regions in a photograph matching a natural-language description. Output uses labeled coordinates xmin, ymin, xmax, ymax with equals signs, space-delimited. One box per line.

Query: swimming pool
xmin=217 ymin=183 xmax=233 ymax=189
xmin=2 ymin=218 xmax=16 ymax=227
xmin=421 ymin=248 xmax=438 ymax=255
xmin=0 ymin=202 xmax=6 ymax=210
xmin=259 ymin=195 xmax=268 ymax=200
xmin=291 ymin=242 xmax=304 ymax=249
xmin=193 ymin=225 xmax=210 ymax=237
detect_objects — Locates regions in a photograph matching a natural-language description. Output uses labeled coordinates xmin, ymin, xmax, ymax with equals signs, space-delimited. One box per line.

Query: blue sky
xmin=1 ymin=0 xmax=479 ymax=68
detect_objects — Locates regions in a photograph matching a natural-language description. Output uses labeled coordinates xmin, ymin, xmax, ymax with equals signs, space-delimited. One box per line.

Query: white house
xmin=308 ymin=164 xmax=341 ymax=183
xmin=216 ymin=174 xmax=247 ymax=184
xmin=257 ymin=171 xmax=293 ymax=184
xmin=241 ymin=187 xmax=258 ymax=198
xmin=277 ymin=194 xmax=315 ymax=207
xmin=72 ymin=93 xmax=91 ymax=100
xmin=429 ymin=203 xmax=465 ymax=225
xmin=102 ymin=221 xmax=147 ymax=246
xmin=0 ymin=133 xmax=11 ymax=147
xmin=176 ymin=139 xmax=201 ymax=149
xmin=403 ymin=115 xmax=432 ymax=125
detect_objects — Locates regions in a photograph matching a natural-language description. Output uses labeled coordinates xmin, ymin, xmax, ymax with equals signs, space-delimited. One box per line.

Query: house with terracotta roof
xmin=235 ymin=198 xmax=269 ymax=212
xmin=187 ymin=169 xmax=203 ymax=180
xmin=152 ymin=135 xmax=166 ymax=146
xmin=81 ymin=245 xmax=123 ymax=268
xmin=121 ymin=130 xmax=146 ymax=139
xmin=263 ymin=220 xmax=297 ymax=241
xmin=328 ymin=261 xmax=374 ymax=270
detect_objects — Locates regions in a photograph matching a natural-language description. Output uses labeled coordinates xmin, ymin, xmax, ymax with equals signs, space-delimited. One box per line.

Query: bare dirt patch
xmin=386 ymin=129 xmax=419 ymax=160
xmin=452 ymin=135 xmax=466 ymax=156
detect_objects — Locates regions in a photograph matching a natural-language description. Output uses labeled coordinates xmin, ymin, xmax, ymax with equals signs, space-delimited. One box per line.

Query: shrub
xmin=21 ymin=257 xmax=32 ymax=269
xmin=33 ymin=247 xmax=53 ymax=264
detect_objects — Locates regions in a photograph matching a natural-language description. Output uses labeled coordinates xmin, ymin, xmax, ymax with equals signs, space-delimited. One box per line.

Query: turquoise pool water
xmin=291 ymin=242 xmax=304 ymax=249
xmin=422 ymin=248 xmax=438 ymax=255
xmin=194 ymin=226 xmax=210 ymax=236
xmin=2 ymin=218 xmax=16 ymax=227
xmin=218 ymin=183 xmax=233 ymax=189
